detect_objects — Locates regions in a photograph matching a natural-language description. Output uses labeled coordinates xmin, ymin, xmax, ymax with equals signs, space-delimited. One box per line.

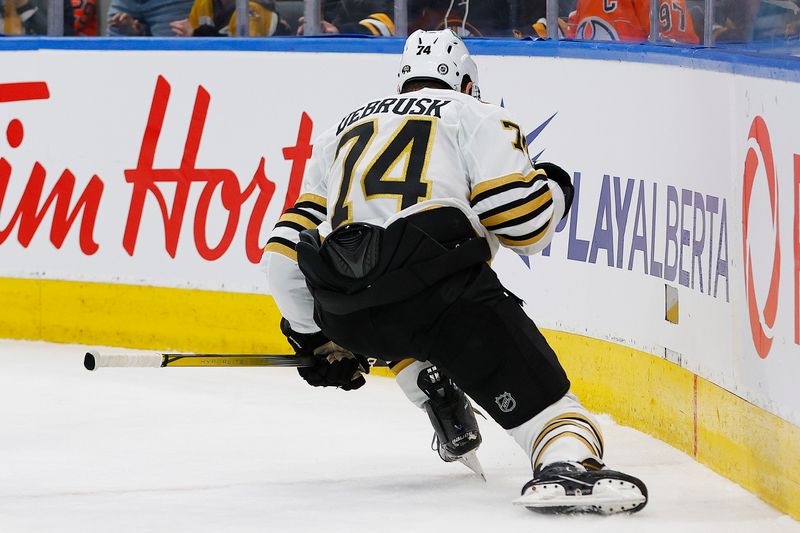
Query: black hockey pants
xmin=297 ymin=208 xmax=570 ymax=429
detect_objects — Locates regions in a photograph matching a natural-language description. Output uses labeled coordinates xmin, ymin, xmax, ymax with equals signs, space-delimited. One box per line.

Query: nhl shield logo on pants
xmin=495 ymin=392 xmax=516 ymax=413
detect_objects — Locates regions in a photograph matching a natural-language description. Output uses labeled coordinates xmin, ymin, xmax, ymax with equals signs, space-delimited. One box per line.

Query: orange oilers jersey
xmin=567 ymin=0 xmax=699 ymax=44
xmin=71 ymin=0 xmax=97 ymax=36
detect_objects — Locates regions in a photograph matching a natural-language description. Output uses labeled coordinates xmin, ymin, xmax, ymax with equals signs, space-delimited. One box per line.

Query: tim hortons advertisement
xmin=0 ymin=50 xmax=797 ymax=424
xmin=0 ymin=51 xmax=399 ymax=293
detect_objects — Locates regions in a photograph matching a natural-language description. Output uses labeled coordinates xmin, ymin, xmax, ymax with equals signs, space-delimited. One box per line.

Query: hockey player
xmin=566 ymin=0 xmax=700 ymax=44
xmin=262 ymin=29 xmax=648 ymax=514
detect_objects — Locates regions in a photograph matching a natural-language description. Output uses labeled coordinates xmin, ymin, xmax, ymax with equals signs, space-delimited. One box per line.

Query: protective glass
xmin=298 ymin=0 xmax=397 ymax=36
xmin=713 ymin=0 xmax=800 ymax=52
xmin=564 ymin=0 xmax=700 ymax=43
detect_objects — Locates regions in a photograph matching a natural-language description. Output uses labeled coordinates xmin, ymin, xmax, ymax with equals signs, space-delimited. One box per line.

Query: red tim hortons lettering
xmin=0 ymin=82 xmax=50 ymax=103
xmin=123 ymin=76 xmax=315 ymax=264
xmin=0 ymin=82 xmax=104 ymax=255
xmin=282 ymin=112 xmax=313 ymax=214
xmin=795 ymin=154 xmax=800 ymax=345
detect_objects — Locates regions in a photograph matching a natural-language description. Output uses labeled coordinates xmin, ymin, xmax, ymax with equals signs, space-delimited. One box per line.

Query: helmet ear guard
xmin=460 ymin=74 xmax=480 ymax=99
xmin=397 ymin=29 xmax=480 ymax=98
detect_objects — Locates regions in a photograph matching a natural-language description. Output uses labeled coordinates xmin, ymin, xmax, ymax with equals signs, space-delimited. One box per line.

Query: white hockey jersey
xmin=263 ymin=87 xmax=566 ymax=333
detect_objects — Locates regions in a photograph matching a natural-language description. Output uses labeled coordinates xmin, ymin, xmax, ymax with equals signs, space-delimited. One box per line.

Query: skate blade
xmin=457 ymin=450 xmax=486 ymax=481
xmin=512 ymin=478 xmax=646 ymax=515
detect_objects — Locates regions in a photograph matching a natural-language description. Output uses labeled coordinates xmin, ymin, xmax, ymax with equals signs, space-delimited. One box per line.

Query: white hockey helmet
xmin=397 ymin=29 xmax=480 ymax=98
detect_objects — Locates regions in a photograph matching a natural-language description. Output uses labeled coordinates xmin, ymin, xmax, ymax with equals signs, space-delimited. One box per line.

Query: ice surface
xmin=0 ymin=339 xmax=797 ymax=533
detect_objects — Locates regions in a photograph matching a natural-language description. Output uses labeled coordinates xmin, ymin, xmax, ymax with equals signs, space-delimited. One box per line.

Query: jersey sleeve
xmin=634 ymin=0 xmax=650 ymax=34
xmin=262 ymin=125 xmax=336 ymax=334
xmin=460 ymin=105 xmax=565 ymax=256
xmin=264 ymin=126 xmax=334 ymax=262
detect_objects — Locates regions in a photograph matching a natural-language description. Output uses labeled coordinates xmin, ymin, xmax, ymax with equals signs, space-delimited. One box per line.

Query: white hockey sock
xmin=506 ymin=391 xmax=604 ymax=471
xmin=393 ymin=359 xmax=434 ymax=409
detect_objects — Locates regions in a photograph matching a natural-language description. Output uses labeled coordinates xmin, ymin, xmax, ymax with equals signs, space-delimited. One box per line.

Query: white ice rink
xmin=0 ymin=339 xmax=797 ymax=533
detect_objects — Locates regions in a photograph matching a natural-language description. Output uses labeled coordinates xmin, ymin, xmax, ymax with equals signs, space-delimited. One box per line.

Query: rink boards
xmin=0 ymin=39 xmax=798 ymax=518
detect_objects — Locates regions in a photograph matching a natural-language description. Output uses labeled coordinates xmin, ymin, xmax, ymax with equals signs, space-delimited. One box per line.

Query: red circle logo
xmin=742 ymin=116 xmax=780 ymax=359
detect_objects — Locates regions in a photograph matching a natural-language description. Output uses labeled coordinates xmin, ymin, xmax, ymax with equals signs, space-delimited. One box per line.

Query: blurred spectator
xmin=107 ymin=0 xmax=193 ymax=35
xmin=518 ymin=0 xmax=547 ymax=25
xmin=778 ymin=1 xmax=800 ymax=39
xmin=521 ymin=0 xmax=576 ymax=38
xmin=714 ymin=0 xmax=760 ymax=41
xmin=297 ymin=0 xmax=394 ymax=35
xmin=1 ymin=0 xmax=75 ymax=34
xmin=2 ymin=0 xmax=24 ymax=33
xmin=753 ymin=0 xmax=796 ymax=38
xmin=715 ymin=0 xmax=800 ymax=42
xmin=72 ymin=0 xmax=97 ymax=35
xmin=408 ymin=0 xmax=511 ymax=36
xmin=567 ymin=0 xmax=699 ymax=43
xmin=170 ymin=0 xmax=288 ymax=35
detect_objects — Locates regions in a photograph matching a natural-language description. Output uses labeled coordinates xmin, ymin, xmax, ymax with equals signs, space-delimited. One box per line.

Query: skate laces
xmin=533 ymin=461 xmax=586 ymax=479
xmin=522 ymin=462 xmax=587 ymax=495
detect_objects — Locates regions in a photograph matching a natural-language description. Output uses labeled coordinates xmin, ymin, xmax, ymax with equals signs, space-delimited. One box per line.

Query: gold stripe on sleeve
xmin=469 ymin=169 xmax=546 ymax=203
xmin=480 ymin=190 xmax=552 ymax=228
xmin=278 ymin=212 xmax=320 ymax=230
xmin=264 ymin=241 xmax=298 ymax=262
xmin=497 ymin=220 xmax=552 ymax=247
xmin=296 ymin=193 xmax=327 ymax=209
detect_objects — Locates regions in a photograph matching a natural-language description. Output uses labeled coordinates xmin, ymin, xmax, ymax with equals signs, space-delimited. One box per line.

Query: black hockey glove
xmin=280 ymin=318 xmax=369 ymax=391
xmin=534 ymin=162 xmax=574 ymax=220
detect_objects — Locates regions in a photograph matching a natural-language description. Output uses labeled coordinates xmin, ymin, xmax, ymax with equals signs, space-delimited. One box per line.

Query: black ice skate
xmin=417 ymin=365 xmax=485 ymax=480
xmin=513 ymin=459 xmax=648 ymax=515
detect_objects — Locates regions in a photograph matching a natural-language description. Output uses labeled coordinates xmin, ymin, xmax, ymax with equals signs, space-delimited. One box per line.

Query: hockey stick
xmin=83 ymin=350 xmax=314 ymax=371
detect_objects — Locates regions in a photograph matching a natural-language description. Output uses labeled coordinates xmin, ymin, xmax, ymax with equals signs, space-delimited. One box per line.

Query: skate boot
xmin=513 ymin=459 xmax=648 ymax=515
xmin=417 ymin=365 xmax=485 ymax=479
